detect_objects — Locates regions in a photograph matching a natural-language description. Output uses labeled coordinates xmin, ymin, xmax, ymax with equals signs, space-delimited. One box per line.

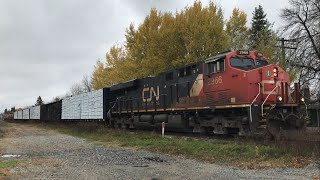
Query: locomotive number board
xmin=237 ymin=50 xmax=249 ymax=55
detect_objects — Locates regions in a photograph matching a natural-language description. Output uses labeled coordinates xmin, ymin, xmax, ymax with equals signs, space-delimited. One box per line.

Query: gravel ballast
xmin=0 ymin=121 xmax=319 ymax=180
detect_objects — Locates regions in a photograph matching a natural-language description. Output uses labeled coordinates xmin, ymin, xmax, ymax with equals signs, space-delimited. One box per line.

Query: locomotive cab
xmin=203 ymin=50 xmax=294 ymax=106
xmin=203 ymin=50 xmax=304 ymax=136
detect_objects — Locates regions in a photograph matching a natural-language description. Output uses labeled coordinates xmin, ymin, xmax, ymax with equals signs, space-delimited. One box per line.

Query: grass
xmin=0 ymin=160 xmax=19 ymax=178
xmin=37 ymin=122 xmax=319 ymax=169
xmin=0 ymin=160 xmax=18 ymax=169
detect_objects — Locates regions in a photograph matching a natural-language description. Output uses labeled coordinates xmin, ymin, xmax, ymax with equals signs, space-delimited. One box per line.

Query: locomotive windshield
xmin=230 ymin=57 xmax=269 ymax=70
xmin=230 ymin=58 xmax=255 ymax=70
xmin=256 ymin=59 xmax=268 ymax=67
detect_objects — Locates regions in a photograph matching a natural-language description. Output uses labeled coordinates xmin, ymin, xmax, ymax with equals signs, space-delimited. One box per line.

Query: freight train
xmin=13 ymin=50 xmax=306 ymax=138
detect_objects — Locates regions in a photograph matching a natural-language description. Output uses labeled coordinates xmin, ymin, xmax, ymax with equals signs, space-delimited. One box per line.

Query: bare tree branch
xmin=82 ymin=75 xmax=92 ymax=93
xmin=70 ymin=83 xmax=84 ymax=96
xmin=281 ymin=0 xmax=320 ymax=99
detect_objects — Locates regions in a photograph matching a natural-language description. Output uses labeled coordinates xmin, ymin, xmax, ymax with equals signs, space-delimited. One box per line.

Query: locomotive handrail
xmin=261 ymin=82 xmax=280 ymax=116
xmin=107 ymin=102 xmax=118 ymax=118
xmin=303 ymin=101 xmax=309 ymax=120
xmin=249 ymin=83 xmax=261 ymax=122
xmin=288 ymin=89 xmax=295 ymax=103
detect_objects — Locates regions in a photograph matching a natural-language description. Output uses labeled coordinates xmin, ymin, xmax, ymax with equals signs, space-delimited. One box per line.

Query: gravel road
xmin=0 ymin=121 xmax=319 ymax=180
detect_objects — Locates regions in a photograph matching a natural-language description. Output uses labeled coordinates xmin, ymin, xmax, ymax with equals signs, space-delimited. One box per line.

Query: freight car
xmin=14 ymin=106 xmax=41 ymax=120
xmin=13 ymin=50 xmax=306 ymax=138
xmin=40 ymin=100 xmax=62 ymax=121
xmin=2 ymin=112 xmax=14 ymax=120
xmin=61 ymin=90 xmax=104 ymax=121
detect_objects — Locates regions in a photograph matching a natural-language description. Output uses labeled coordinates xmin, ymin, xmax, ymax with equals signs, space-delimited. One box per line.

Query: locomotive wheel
xmin=284 ymin=114 xmax=305 ymax=130
xmin=266 ymin=119 xmax=281 ymax=140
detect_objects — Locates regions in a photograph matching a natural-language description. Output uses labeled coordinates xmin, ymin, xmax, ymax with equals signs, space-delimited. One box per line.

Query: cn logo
xmin=142 ymin=86 xmax=160 ymax=102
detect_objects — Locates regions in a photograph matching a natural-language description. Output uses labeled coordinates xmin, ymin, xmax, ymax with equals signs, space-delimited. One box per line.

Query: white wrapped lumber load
xmin=62 ymin=89 xmax=103 ymax=120
xmin=30 ymin=106 xmax=41 ymax=120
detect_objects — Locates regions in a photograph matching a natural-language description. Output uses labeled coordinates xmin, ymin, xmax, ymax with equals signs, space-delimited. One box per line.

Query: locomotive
xmin=13 ymin=50 xmax=305 ymax=138
xmin=108 ymin=50 xmax=305 ymax=137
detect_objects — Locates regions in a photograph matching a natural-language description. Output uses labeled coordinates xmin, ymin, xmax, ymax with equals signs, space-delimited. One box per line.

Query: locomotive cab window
xmin=208 ymin=58 xmax=225 ymax=74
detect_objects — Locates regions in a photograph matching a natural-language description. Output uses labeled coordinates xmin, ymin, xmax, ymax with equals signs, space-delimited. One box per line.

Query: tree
xmin=281 ymin=0 xmax=320 ymax=97
xmin=91 ymin=1 xmax=229 ymax=90
xmin=70 ymin=83 xmax=84 ymax=96
xmin=105 ymin=45 xmax=136 ymax=83
xmin=250 ymin=5 xmax=273 ymax=49
xmin=4 ymin=109 xmax=7 ymax=114
xmin=35 ymin=96 xmax=44 ymax=106
xmin=51 ymin=96 xmax=61 ymax=102
xmin=91 ymin=60 xmax=107 ymax=90
xmin=82 ymin=75 xmax=92 ymax=93
xmin=126 ymin=1 xmax=228 ymax=72
xmin=226 ymin=8 xmax=249 ymax=50
xmin=248 ymin=5 xmax=297 ymax=82
xmin=168 ymin=1 xmax=228 ymax=66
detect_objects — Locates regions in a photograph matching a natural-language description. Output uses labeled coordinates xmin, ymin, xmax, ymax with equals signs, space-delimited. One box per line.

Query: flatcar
xmin=13 ymin=50 xmax=306 ymax=138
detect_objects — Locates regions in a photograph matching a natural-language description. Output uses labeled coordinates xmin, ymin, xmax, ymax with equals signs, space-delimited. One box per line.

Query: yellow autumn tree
xmin=91 ymin=60 xmax=107 ymax=90
xmin=226 ymin=8 xmax=249 ymax=50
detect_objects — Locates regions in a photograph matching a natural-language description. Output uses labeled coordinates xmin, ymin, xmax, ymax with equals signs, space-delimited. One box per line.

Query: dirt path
xmin=0 ymin=120 xmax=319 ymax=180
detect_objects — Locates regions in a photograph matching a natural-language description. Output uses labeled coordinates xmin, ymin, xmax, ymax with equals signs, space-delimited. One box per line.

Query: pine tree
xmin=250 ymin=5 xmax=272 ymax=49
xmin=249 ymin=5 xmax=297 ymax=82
xmin=35 ymin=96 xmax=44 ymax=106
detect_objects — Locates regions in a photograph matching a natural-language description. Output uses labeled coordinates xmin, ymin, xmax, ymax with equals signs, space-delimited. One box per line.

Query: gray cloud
xmin=0 ymin=0 xmax=288 ymax=111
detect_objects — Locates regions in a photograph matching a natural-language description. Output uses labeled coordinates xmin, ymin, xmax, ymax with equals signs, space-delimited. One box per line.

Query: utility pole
xmin=275 ymin=38 xmax=298 ymax=62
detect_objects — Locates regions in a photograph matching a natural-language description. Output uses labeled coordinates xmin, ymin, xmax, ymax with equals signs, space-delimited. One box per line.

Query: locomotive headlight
xmin=277 ymin=96 xmax=283 ymax=102
xmin=273 ymin=68 xmax=278 ymax=77
xmin=301 ymin=97 xmax=305 ymax=102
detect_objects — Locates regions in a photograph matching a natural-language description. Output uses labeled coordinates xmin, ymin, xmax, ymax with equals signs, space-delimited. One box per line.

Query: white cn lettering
xmin=142 ymin=86 xmax=160 ymax=102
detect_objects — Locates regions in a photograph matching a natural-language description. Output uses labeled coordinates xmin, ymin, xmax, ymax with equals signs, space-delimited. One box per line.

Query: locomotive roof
xmin=204 ymin=50 xmax=231 ymax=64
xmin=110 ymin=79 xmax=138 ymax=91
xmin=106 ymin=50 xmax=234 ymax=91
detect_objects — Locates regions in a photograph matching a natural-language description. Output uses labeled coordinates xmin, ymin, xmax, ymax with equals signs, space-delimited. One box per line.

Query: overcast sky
xmin=0 ymin=0 xmax=290 ymax=111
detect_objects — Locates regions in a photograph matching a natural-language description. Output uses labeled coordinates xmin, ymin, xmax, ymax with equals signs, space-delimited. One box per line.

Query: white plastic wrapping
xmin=17 ymin=111 xmax=23 ymax=119
xmin=30 ymin=106 xmax=41 ymax=120
xmin=62 ymin=90 xmax=103 ymax=120
xmin=22 ymin=108 xmax=30 ymax=119
xmin=14 ymin=111 xmax=18 ymax=119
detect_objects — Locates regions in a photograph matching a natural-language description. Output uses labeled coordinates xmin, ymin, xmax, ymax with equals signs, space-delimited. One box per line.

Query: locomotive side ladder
xmin=257 ymin=82 xmax=280 ymax=135
xmin=249 ymin=82 xmax=268 ymax=134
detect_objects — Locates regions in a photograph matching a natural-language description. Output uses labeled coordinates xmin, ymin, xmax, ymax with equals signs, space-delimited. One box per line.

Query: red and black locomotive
xmin=108 ymin=50 xmax=305 ymax=137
